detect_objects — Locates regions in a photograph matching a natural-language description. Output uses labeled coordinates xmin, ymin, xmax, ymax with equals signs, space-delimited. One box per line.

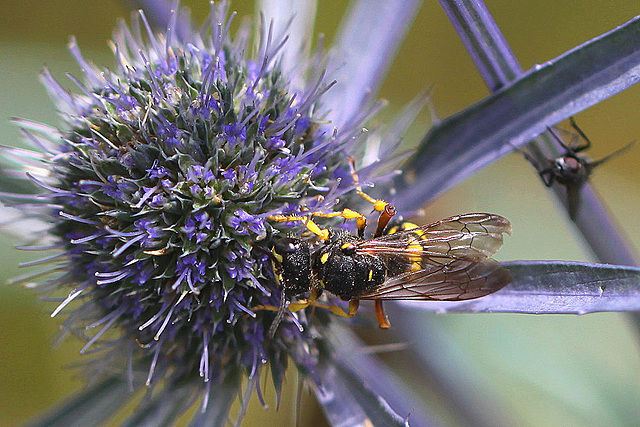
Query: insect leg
xmin=294 ymin=298 xmax=360 ymax=318
xmin=348 ymin=157 xmax=390 ymax=213
xmin=373 ymin=204 xmax=397 ymax=238
xmin=311 ymin=209 xmax=368 ymax=237
xmin=268 ymin=214 xmax=330 ymax=241
xmin=510 ymin=142 xmax=555 ymax=187
xmin=538 ymin=168 xmax=555 ymax=187
xmin=348 ymin=157 xmax=396 ymax=237
xmin=253 ymin=297 xmax=310 ymax=338
xmin=288 ymin=286 xmax=320 ymax=312
xmin=569 ymin=117 xmax=591 ymax=153
xmin=252 ymin=300 xmax=313 ymax=314
xmin=324 ymin=299 xmax=359 ymax=318
xmin=256 ymin=297 xmax=359 ymax=317
xmin=375 ymin=300 xmax=391 ymax=329
xmin=268 ymin=291 xmax=289 ymax=338
xmin=545 ymin=125 xmax=572 ymax=153
xmin=312 ymin=202 xmax=397 ymax=240
xmin=269 ymin=209 xmax=373 ymax=240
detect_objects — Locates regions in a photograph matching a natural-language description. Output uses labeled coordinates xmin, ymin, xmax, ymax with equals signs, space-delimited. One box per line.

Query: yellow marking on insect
xmin=270 ymin=257 xmax=284 ymax=285
xmin=271 ymin=251 xmax=284 ymax=263
xmin=368 ymin=269 xmax=373 ymax=281
xmin=387 ymin=221 xmax=420 ymax=235
xmin=406 ymin=236 xmax=423 ymax=271
xmin=406 ymin=238 xmax=422 ymax=257
xmin=341 ymin=242 xmax=354 ymax=250
xmin=320 ymin=252 xmax=330 ymax=264
xmin=409 ymin=225 xmax=426 ymax=238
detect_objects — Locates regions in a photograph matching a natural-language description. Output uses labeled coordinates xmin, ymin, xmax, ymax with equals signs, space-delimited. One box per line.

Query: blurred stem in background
xmin=438 ymin=0 xmax=638 ymax=266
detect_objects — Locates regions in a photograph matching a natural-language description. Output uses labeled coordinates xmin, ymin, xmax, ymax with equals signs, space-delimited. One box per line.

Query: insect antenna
xmin=588 ymin=140 xmax=636 ymax=170
xmin=268 ymin=290 xmax=289 ymax=338
xmin=374 ymin=204 xmax=397 ymax=237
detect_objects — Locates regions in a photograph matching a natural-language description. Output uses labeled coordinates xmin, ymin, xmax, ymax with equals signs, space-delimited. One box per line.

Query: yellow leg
xmin=348 ymin=157 xmax=390 ymax=214
xmin=268 ymin=208 xmax=370 ymax=240
xmin=268 ymin=159 xmax=396 ymax=239
xmin=312 ymin=209 xmax=367 ymax=234
xmin=348 ymin=157 xmax=397 ymax=237
xmin=375 ymin=300 xmax=391 ymax=329
xmin=304 ymin=299 xmax=359 ymax=318
xmin=253 ymin=298 xmax=360 ymax=318
xmin=251 ymin=300 xmax=313 ymax=313
xmin=268 ymin=214 xmax=330 ymax=241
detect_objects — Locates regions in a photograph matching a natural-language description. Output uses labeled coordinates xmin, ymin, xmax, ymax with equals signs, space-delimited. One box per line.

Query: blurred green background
xmin=1 ymin=1 xmax=639 ymax=426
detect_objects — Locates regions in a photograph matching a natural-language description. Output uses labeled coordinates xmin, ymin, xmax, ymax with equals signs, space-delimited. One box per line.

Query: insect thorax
xmin=553 ymin=155 xmax=590 ymax=184
xmin=311 ymin=230 xmax=386 ymax=300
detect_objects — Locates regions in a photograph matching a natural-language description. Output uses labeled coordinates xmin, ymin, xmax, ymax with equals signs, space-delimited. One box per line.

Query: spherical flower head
xmin=3 ymin=2 xmax=397 ymax=420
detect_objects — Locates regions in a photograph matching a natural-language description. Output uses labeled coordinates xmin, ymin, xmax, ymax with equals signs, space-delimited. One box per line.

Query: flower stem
xmin=439 ymin=0 xmax=638 ymax=265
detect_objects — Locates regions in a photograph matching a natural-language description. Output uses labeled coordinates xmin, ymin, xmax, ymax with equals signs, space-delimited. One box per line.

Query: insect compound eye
xmin=565 ymin=157 xmax=581 ymax=170
xmin=273 ymin=237 xmax=301 ymax=255
xmin=556 ymin=156 xmax=580 ymax=173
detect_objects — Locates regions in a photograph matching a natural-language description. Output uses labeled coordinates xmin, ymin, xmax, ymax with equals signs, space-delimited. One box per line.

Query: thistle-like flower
xmin=1 ymin=2 xmax=406 ymax=424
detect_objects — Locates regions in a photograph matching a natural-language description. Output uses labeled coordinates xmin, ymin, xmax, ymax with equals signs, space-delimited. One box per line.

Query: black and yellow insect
xmin=260 ymin=162 xmax=512 ymax=336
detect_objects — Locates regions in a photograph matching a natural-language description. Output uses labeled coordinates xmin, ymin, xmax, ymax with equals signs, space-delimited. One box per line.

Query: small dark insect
xmin=259 ymin=164 xmax=512 ymax=336
xmin=517 ymin=117 xmax=635 ymax=220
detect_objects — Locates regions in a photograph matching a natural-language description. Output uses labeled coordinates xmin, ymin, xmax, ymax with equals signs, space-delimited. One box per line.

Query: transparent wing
xmin=357 ymin=213 xmax=512 ymax=267
xmin=356 ymin=258 xmax=511 ymax=301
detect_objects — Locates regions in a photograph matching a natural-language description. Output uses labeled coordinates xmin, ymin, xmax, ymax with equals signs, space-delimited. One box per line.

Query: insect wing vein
xmin=356 ymin=213 xmax=511 ymax=264
xmin=356 ymin=258 xmax=511 ymax=301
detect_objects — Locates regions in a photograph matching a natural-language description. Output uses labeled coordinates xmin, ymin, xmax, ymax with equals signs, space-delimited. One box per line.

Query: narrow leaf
xmin=394 ymin=15 xmax=640 ymax=211
xmin=325 ymin=0 xmax=423 ymax=129
xmin=25 ymin=377 xmax=134 ymax=427
xmin=187 ymin=370 xmax=240 ymax=427
xmin=315 ymin=328 xmax=416 ymax=427
xmin=319 ymin=325 xmax=440 ymax=427
xmin=387 ymin=305 xmax=514 ymax=427
xmin=257 ymin=0 xmax=317 ymax=84
xmin=397 ymin=261 xmax=640 ymax=314
xmin=120 ymin=385 xmax=194 ymax=427
xmin=438 ymin=0 xmax=522 ymax=91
